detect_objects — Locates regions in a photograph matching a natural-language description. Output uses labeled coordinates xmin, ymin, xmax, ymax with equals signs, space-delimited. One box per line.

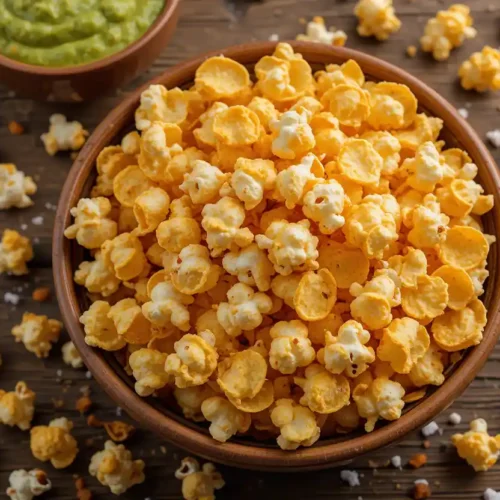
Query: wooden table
xmin=1 ymin=0 xmax=500 ymax=498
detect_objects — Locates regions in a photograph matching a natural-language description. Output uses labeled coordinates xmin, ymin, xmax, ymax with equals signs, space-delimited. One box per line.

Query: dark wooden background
xmin=1 ymin=0 xmax=500 ymax=498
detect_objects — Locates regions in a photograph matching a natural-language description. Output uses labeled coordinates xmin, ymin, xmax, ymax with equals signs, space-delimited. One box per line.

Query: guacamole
xmin=0 ymin=0 xmax=165 ymax=67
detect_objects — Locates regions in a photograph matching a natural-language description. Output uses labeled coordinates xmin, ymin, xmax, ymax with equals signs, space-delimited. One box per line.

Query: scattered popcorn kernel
xmin=180 ymin=160 xmax=227 ymax=205
xmin=6 ymin=469 xmax=51 ymax=500
xmin=62 ymin=341 xmax=83 ymax=369
xmin=41 ymin=114 xmax=88 ymax=156
xmin=12 ymin=313 xmax=62 ymax=359
xmin=0 ymin=164 xmax=37 ymax=210
xmin=401 ymin=274 xmax=448 ymax=320
xmin=176 ymin=458 xmax=225 ymax=500
xmin=294 ymin=268 xmax=337 ymax=321
xmin=31 ymin=287 xmax=50 ymax=303
xmin=407 ymin=45 xmax=417 ymax=58
xmin=30 ymin=417 xmax=78 ymax=469
xmin=270 ymin=111 xmax=315 ymax=160
xmin=452 ymin=418 xmax=500 ymax=471
xmin=74 ymin=251 xmax=121 ymax=297
xmin=354 ymin=0 xmax=401 ymax=41
xmin=296 ymin=16 xmax=347 ymax=46
xmin=0 ymin=382 xmax=35 ymax=431
xmin=201 ymin=396 xmax=251 ymax=442
xmin=108 ymin=298 xmax=152 ymax=345
xmin=89 ymin=440 xmax=145 ymax=495
xmin=132 ymin=187 xmax=170 ymax=235
xmin=409 ymin=342 xmax=445 ymax=387
xmin=101 ymin=232 xmax=147 ymax=281
xmin=8 ymin=121 xmax=24 ymax=135
xmin=0 ymin=229 xmax=33 ymax=276
xmin=432 ymin=265 xmax=475 ymax=310
xmin=129 ymin=348 xmax=169 ymax=396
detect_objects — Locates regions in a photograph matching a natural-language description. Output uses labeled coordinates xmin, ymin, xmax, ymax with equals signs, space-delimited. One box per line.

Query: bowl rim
xmin=53 ymin=41 xmax=500 ymax=471
xmin=0 ymin=0 xmax=180 ymax=75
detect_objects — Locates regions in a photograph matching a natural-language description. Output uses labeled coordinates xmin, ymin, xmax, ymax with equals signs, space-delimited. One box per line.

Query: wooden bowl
xmin=53 ymin=41 xmax=500 ymax=471
xmin=0 ymin=0 xmax=181 ymax=101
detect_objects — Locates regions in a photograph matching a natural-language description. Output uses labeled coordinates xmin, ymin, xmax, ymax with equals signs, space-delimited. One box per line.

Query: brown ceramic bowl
xmin=0 ymin=0 xmax=180 ymax=101
xmin=53 ymin=41 xmax=500 ymax=471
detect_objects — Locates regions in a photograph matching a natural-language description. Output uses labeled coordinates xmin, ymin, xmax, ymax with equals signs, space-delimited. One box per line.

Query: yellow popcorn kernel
xmin=366 ymin=82 xmax=418 ymax=130
xmin=157 ymin=217 xmax=201 ymax=255
xmin=165 ymin=147 xmax=207 ymax=186
xmin=121 ymin=131 xmax=141 ymax=155
xmin=354 ymin=0 xmax=401 ymax=41
xmin=361 ymin=131 xmax=401 ymax=176
xmin=308 ymin=312 xmax=345 ymax=345
xmin=142 ymin=273 xmax=194 ymax=331
xmin=89 ymin=440 xmax=145 ymax=495
xmin=194 ymin=102 xmax=229 ymax=149
xmin=408 ymin=342 xmax=445 ymax=387
xmin=294 ymin=269 xmax=337 ymax=321
xmin=113 ymin=165 xmax=155 ymax=208
xmin=270 ymin=273 xmax=301 ymax=308
xmin=0 ymin=163 xmax=37 ymax=209
xmin=318 ymin=240 xmax=369 ymax=290
xmin=180 ymin=160 xmax=228 ymax=204
xmin=30 ymin=417 xmax=78 ymax=469
xmin=256 ymin=219 xmax=319 ymax=276
xmin=310 ymin=112 xmax=347 ymax=161
xmin=227 ymin=380 xmax=275 ymax=413
xmin=132 ymin=187 xmax=170 ymax=235
xmin=211 ymin=143 xmax=255 ymax=172
xmin=138 ymin=122 xmax=183 ymax=182
xmin=432 ymin=298 xmax=486 ymax=352
xmin=439 ymin=226 xmax=489 ymax=270
xmin=174 ymin=384 xmax=217 ymax=422
xmin=101 ymin=232 xmax=147 ymax=281
xmin=296 ymin=16 xmax=347 ymax=46
xmin=452 ymin=418 xmax=500 ymax=472
xmin=459 ymin=46 xmax=500 ymax=92
xmin=401 ymin=274 xmax=448 ymax=320
xmin=387 ymin=248 xmax=427 ymax=289
xmin=421 ymin=4 xmax=477 ymax=62
xmin=269 ymin=320 xmax=316 ymax=374
xmin=201 ymin=197 xmax=254 ymax=257
xmin=213 ymin=105 xmax=260 ymax=147
xmin=377 ymin=317 xmax=430 ymax=374
xmin=269 ymin=110 xmax=315 ymax=160
xmin=315 ymin=60 xmax=365 ymax=96
xmin=108 ymin=298 xmax=152 ymax=345
xmin=295 ymin=363 xmax=350 ymax=413
xmin=270 ymin=398 xmax=320 ymax=450
xmin=338 ymin=138 xmax=383 ymax=187
xmin=321 ymin=84 xmax=370 ymax=128
xmin=170 ymin=244 xmax=221 ymax=295
xmin=352 ymin=377 xmax=405 ymax=432
xmin=317 ymin=320 xmax=375 ymax=377
xmin=80 ymin=301 xmax=126 ymax=351
xmin=128 ymin=348 xmax=169 ymax=396
xmin=393 ymin=114 xmax=443 ymax=153
xmin=165 ymin=331 xmax=218 ymax=388
xmin=135 ymin=85 xmax=189 ymax=130
xmin=432 ymin=265 xmax=475 ymax=310
xmin=177 ymin=459 xmax=225 ymax=500
xmin=201 ymin=396 xmax=251 ymax=442
xmin=195 ymin=56 xmax=251 ymax=100
xmin=401 ymin=141 xmax=444 ymax=193
xmin=0 ymin=229 xmax=33 ymax=276
xmin=62 ymin=341 xmax=83 ymax=369
xmin=247 ymin=97 xmax=279 ymax=131
xmin=472 ymin=193 xmax=494 ymax=216
xmin=222 ymin=243 xmax=275 ymax=292
xmin=436 ymin=179 xmax=483 ymax=218
xmin=41 ymin=114 xmax=88 ymax=156
xmin=468 ymin=262 xmax=489 ymax=297
xmin=0 ymin=381 xmax=35 ymax=430
xmin=217 ymin=283 xmax=272 ymax=337
xmin=229 ymin=158 xmax=277 ymax=210
xmin=11 ymin=313 xmax=61 ymax=359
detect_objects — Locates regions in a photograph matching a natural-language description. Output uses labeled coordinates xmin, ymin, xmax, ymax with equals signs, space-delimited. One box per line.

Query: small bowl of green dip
xmin=0 ymin=0 xmax=181 ymax=101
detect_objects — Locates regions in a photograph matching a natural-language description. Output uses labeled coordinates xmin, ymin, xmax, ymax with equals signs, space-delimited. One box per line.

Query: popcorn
xmin=294 ymin=269 xmax=337 ymax=321
xmin=420 ymin=4 xmax=477 ymax=61
xmin=270 ymin=111 xmax=315 ymax=160
xmin=195 ymin=309 xmax=239 ymax=357
xmin=61 ymin=341 xmax=83 ymax=369
xmin=113 ymin=165 xmax=155 ymax=208
xmin=74 ymin=251 xmax=120 ymax=297
xmin=108 ymin=298 xmax=152 ymax=345
xmin=157 ymin=214 xmax=202 ymax=255
xmin=354 ymin=0 xmax=401 ymax=41
xmin=432 ymin=265 xmax=475 ymax=310
xmin=248 ymin=97 xmax=279 ymax=131
xmin=41 ymin=114 xmax=88 ymax=156
xmin=452 ymin=418 xmax=500 ymax=471
xmin=6 ymin=469 xmax=51 ymax=500
xmin=0 ymin=164 xmax=37 ymax=210
xmin=270 ymin=398 xmax=320 ymax=450
xmin=409 ymin=342 xmax=445 ymax=387
xmin=401 ymin=274 xmax=448 ymax=320
xmin=322 ymin=85 xmax=370 ymax=128
xmin=318 ymin=320 xmax=375 ymax=377
xmin=0 ymin=382 xmax=35 ymax=430
xmin=201 ymin=396 xmax=251 ymax=442
xmin=129 ymin=348 xmax=169 ymax=396
xmin=89 ymin=440 xmax=145 ymax=495
xmin=132 ymin=187 xmax=170 ymax=235
xmin=174 ymin=385 xmax=216 ymax=422
xmin=30 ymin=418 xmax=78 ymax=469
xmin=180 ymin=160 xmax=227 ymax=205
xmin=0 ymin=229 xmax=33 ymax=276
xmin=101 ymin=232 xmax=147 ymax=281
xmin=353 ymin=378 xmax=405 ymax=432
xmin=401 ymin=142 xmax=444 ymax=193
xmin=12 ymin=313 xmax=62 ymax=358
xmin=387 ymin=248 xmax=427 ymax=289
xmin=362 ymin=131 xmax=401 ymax=176
xmin=311 ymin=113 xmax=347 ymax=161
xmin=296 ymin=16 xmax=347 ymax=46
xmin=176 ymin=458 xmax=225 ymax=500
xmin=213 ymin=105 xmax=260 ymax=146
xmin=438 ymin=226 xmax=489 ymax=270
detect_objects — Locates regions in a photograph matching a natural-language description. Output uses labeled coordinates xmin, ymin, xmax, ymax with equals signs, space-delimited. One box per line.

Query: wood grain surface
xmin=1 ymin=0 xmax=500 ymax=498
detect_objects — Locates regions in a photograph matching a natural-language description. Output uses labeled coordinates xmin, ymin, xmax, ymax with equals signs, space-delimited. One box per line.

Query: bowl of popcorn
xmin=53 ymin=41 xmax=500 ymax=471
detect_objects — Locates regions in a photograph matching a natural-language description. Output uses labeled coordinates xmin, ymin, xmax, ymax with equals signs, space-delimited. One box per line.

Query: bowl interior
xmin=54 ymin=42 xmax=500 ymax=471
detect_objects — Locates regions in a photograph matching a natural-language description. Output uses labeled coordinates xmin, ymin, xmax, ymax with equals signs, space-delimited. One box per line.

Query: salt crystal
xmin=31 ymin=216 xmax=44 ymax=226
xmin=85 ymin=371 xmax=92 ymax=379
xmin=391 ymin=455 xmax=402 ymax=468
xmin=20 ymin=224 xmax=28 ymax=230
xmin=340 ymin=470 xmax=360 ymax=487
xmin=486 ymin=129 xmax=500 ymax=148
xmin=484 ymin=488 xmax=500 ymax=500
xmin=448 ymin=412 xmax=462 ymax=425
xmin=458 ymin=108 xmax=469 ymax=119
xmin=421 ymin=421 xmax=439 ymax=437
xmin=4 ymin=292 xmax=20 ymax=305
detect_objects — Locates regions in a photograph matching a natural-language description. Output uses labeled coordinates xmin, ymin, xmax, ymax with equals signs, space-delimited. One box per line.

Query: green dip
xmin=0 ymin=0 xmax=165 ymax=67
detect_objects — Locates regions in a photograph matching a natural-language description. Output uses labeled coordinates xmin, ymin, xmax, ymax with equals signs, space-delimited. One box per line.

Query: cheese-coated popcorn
xmin=213 ymin=105 xmax=260 ymax=147
xmin=194 ymin=102 xmax=229 ymax=149
xmin=401 ymin=274 xmax=448 ymax=320
xmin=6 ymin=469 xmax=52 ymax=500
xmin=408 ymin=342 xmax=445 ymax=387
xmin=439 ymin=226 xmax=489 ymax=270
xmin=394 ymin=114 xmax=443 ymax=152
xmin=296 ymin=16 xmax=347 ymax=46
xmin=310 ymin=113 xmax=347 ymax=161
xmin=157 ymin=214 xmax=201 ymax=254
xmin=133 ymin=187 xmax=170 ymax=235
xmin=270 ymin=398 xmax=320 ymax=450
xmin=30 ymin=417 xmax=78 ymax=469
xmin=270 ymin=111 xmax=315 ymax=160
xmin=128 ymin=348 xmax=169 ymax=396
xmin=0 ymin=382 xmax=35 ymax=430
xmin=61 ymin=341 xmax=83 ymax=369
xmin=89 ymin=440 xmax=145 ymax=495
xmin=401 ymin=141 xmax=444 ymax=193
xmin=256 ymin=219 xmax=319 ymax=275
xmin=322 ymin=85 xmax=370 ymax=128
xmin=459 ymin=46 xmax=500 ymax=92
xmin=195 ymin=309 xmax=239 ymax=357
xmin=315 ymin=59 xmax=365 ymax=96
xmin=0 ymin=229 xmax=33 ymax=276
xmin=362 ymin=131 xmax=401 ymax=176
xmin=354 ymin=0 xmax=401 ymax=41
xmin=202 ymin=197 xmax=254 ymax=257
xmin=437 ymin=178 xmax=483 ymax=219
xmin=248 ymin=97 xmax=279 ymax=131
xmin=80 ymin=301 xmax=127 ymax=351
xmin=318 ymin=320 xmax=375 ymax=378
xmin=180 ymin=160 xmax=227 ymax=205
xmin=294 ymin=269 xmax=337 ymax=321
xmin=387 ymin=248 xmax=427 ymax=289
xmin=0 ymin=164 xmax=37 ymax=210
xmin=269 ymin=320 xmax=315 ymax=374
xmin=113 ymin=164 xmax=156 ymax=208
xmin=174 ymin=385 xmax=216 ymax=422
xmin=432 ymin=265 xmax=475 ymax=310
xmin=353 ymin=378 xmax=405 ymax=432
xmin=177 ymin=459 xmax=225 ymax=500
xmin=165 ymin=332 xmax=218 ymax=388
xmin=270 ymin=273 xmax=301 ymax=308
xmin=74 ymin=251 xmax=120 ymax=297
xmin=420 ymin=4 xmax=477 ymax=61
xmin=41 ymin=114 xmax=88 ymax=156
xmin=101 ymin=232 xmax=147 ymax=281
xmin=11 ymin=313 xmax=62 ymax=359
xmin=201 ymin=396 xmax=251 ymax=442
